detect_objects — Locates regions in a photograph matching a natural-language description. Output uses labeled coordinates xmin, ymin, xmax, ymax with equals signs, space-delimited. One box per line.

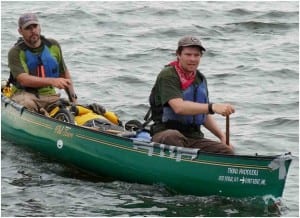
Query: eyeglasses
xmin=24 ymin=24 xmax=38 ymax=30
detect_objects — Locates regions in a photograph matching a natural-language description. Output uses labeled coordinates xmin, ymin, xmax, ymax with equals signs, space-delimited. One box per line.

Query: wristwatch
xmin=208 ymin=103 xmax=215 ymax=114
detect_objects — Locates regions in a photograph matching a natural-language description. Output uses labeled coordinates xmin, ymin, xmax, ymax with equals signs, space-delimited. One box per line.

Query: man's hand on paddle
xmin=212 ymin=103 xmax=235 ymax=116
xmin=51 ymin=78 xmax=72 ymax=90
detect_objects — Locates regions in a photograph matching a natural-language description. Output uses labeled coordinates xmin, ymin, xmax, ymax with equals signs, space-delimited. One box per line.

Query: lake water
xmin=1 ymin=1 xmax=299 ymax=217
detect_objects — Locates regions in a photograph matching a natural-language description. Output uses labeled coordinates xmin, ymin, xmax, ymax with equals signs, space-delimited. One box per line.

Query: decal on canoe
xmin=218 ymin=167 xmax=266 ymax=185
xmin=227 ymin=167 xmax=259 ymax=176
xmin=218 ymin=175 xmax=266 ymax=186
xmin=57 ymin=139 xmax=63 ymax=149
xmin=54 ymin=125 xmax=74 ymax=138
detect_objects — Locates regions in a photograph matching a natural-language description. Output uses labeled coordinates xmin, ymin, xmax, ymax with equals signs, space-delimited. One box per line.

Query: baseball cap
xmin=178 ymin=36 xmax=206 ymax=51
xmin=18 ymin=13 xmax=39 ymax=29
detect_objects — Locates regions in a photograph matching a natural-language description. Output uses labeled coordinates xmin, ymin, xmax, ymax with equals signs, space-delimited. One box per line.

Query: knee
xmin=163 ymin=129 xmax=182 ymax=139
xmin=152 ymin=129 xmax=186 ymax=146
xmin=12 ymin=93 xmax=38 ymax=111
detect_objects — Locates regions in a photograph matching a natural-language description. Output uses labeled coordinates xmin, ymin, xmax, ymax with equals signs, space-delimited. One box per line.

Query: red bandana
xmin=168 ymin=60 xmax=196 ymax=90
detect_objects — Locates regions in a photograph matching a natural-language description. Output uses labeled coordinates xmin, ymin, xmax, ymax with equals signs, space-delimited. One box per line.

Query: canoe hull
xmin=1 ymin=95 xmax=292 ymax=198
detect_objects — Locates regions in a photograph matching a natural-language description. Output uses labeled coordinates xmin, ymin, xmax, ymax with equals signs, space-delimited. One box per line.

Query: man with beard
xmin=7 ymin=13 xmax=77 ymax=112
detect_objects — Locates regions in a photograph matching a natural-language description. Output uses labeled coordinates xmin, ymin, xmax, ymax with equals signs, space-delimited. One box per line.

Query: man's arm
xmin=204 ymin=115 xmax=233 ymax=148
xmin=55 ymin=40 xmax=77 ymax=103
xmin=61 ymin=70 xmax=77 ymax=103
xmin=168 ymin=98 xmax=235 ymax=116
xmin=204 ymin=115 xmax=226 ymax=142
xmin=16 ymin=72 xmax=72 ymax=89
xmin=168 ymin=98 xmax=209 ymax=115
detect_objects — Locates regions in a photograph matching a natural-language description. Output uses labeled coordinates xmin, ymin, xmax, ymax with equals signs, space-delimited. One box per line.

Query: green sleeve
xmin=156 ymin=66 xmax=182 ymax=106
xmin=8 ymin=46 xmax=28 ymax=78
xmin=47 ymin=38 xmax=68 ymax=76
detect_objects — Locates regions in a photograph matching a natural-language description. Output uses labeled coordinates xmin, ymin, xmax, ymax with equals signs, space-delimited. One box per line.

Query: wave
xmin=255 ymin=10 xmax=299 ymax=19
xmin=258 ymin=117 xmax=299 ymax=128
xmin=215 ymin=21 xmax=298 ymax=34
xmin=112 ymin=75 xmax=145 ymax=85
xmin=227 ymin=8 xmax=298 ymax=19
xmin=226 ymin=8 xmax=254 ymax=16
xmin=266 ymin=68 xmax=299 ymax=79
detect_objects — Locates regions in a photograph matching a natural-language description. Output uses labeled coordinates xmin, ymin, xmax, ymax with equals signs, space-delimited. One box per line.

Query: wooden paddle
xmin=65 ymin=88 xmax=76 ymax=103
xmin=226 ymin=115 xmax=230 ymax=145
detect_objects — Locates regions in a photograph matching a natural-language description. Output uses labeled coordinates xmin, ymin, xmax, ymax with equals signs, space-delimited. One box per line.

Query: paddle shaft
xmin=226 ymin=115 xmax=230 ymax=145
xmin=65 ymin=88 xmax=77 ymax=103
xmin=65 ymin=88 xmax=72 ymax=102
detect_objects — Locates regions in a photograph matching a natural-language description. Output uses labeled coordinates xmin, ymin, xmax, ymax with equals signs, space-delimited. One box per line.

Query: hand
xmin=70 ymin=96 xmax=78 ymax=104
xmin=220 ymin=135 xmax=234 ymax=150
xmin=51 ymin=78 xmax=71 ymax=90
xmin=227 ymin=142 xmax=234 ymax=151
xmin=212 ymin=103 xmax=235 ymax=116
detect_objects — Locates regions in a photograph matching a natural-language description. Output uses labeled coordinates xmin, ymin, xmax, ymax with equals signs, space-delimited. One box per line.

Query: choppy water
xmin=1 ymin=1 xmax=299 ymax=217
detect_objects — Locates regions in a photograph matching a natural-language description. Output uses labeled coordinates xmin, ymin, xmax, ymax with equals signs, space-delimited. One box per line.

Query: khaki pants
xmin=152 ymin=129 xmax=234 ymax=154
xmin=11 ymin=91 xmax=61 ymax=112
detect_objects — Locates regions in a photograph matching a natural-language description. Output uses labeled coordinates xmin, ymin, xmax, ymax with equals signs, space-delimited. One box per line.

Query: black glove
xmin=88 ymin=103 xmax=106 ymax=115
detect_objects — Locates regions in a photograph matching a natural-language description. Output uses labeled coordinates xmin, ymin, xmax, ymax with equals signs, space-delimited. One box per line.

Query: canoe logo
xmin=57 ymin=139 xmax=63 ymax=149
xmin=54 ymin=125 xmax=74 ymax=138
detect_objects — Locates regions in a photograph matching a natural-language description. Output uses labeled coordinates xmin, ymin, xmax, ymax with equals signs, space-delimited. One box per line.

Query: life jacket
xmin=20 ymin=36 xmax=59 ymax=78
xmin=146 ymin=69 xmax=209 ymax=131
xmin=25 ymin=45 xmax=59 ymax=78
xmin=162 ymin=79 xmax=208 ymax=125
xmin=8 ymin=36 xmax=59 ymax=90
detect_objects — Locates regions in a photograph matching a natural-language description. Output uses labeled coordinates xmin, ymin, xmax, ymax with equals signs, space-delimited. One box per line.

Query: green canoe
xmin=1 ymin=94 xmax=292 ymax=198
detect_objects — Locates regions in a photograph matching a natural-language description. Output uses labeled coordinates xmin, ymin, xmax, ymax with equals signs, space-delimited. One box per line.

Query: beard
xmin=26 ymin=33 xmax=41 ymax=47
